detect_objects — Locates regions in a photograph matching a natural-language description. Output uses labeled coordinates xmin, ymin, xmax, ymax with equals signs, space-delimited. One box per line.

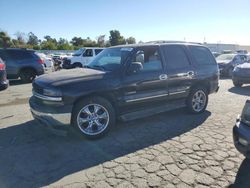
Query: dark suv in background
xmin=0 ymin=48 xmax=45 ymax=83
xmin=30 ymin=42 xmax=219 ymax=139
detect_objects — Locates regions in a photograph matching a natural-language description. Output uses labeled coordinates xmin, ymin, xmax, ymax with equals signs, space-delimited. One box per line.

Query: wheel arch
xmin=70 ymin=92 xmax=118 ymax=124
xmin=18 ymin=66 xmax=37 ymax=76
xmin=190 ymin=80 xmax=210 ymax=93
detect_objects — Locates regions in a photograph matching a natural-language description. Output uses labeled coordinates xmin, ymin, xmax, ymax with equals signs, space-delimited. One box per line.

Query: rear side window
xmin=190 ymin=46 xmax=216 ymax=65
xmin=83 ymin=49 xmax=93 ymax=57
xmin=95 ymin=49 xmax=103 ymax=55
xmin=163 ymin=45 xmax=190 ymax=70
xmin=6 ymin=50 xmax=34 ymax=60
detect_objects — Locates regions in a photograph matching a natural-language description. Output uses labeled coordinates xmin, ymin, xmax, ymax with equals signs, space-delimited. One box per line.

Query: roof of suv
xmin=0 ymin=48 xmax=35 ymax=52
xmin=112 ymin=41 xmax=204 ymax=49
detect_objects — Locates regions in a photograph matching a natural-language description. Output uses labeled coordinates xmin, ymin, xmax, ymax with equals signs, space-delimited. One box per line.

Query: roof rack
xmin=146 ymin=40 xmax=202 ymax=45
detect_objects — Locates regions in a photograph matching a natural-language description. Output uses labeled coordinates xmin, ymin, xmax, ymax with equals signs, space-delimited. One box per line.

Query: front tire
xmin=233 ymin=80 xmax=243 ymax=87
xmin=72 ymin=97 xmax=115 ymax=139
xmin=186 ymin=87 xmax=208 ymax=114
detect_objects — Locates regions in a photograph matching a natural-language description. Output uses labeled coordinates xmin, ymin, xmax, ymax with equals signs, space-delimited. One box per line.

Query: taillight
xmin=0 ymin=63 xmax=5 ymax=70
xmin=38 ymin=59 xmax=44 ymax=64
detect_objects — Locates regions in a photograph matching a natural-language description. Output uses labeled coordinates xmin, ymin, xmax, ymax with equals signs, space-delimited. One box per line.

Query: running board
xmin=119 ymin=99 xmax=186 ymax=122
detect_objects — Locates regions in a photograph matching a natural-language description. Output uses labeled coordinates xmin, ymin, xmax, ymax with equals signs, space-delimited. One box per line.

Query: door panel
xmin=120 ymin=46 xmax=168 ymax=107
xmin=122 ymin=71 xmax=168 ymax=103
xmin=162 ymin=45 xmax=194 ymax=100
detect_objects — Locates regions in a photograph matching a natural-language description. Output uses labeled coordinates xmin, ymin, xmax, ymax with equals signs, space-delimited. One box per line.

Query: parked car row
xmin=62 ymin=47 xmax=104 ymax=69
xmin=0 ymin=57 xmax=9 ymax=91
xmin=0 ymin=48 xmax=45 ymax=83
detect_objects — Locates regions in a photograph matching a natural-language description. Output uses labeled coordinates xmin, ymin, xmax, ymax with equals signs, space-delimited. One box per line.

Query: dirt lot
xmin=0 ymin=79 xmax=250 ymax=188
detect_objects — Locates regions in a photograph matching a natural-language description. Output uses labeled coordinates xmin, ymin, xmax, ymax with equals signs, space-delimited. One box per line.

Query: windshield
xmin=88 ymin=48 xmax=132 ymax=71
xmin=216 ymin=54 xmax=235 ymax=61
xmin=72 ymin=48 xmax=85 ymax=56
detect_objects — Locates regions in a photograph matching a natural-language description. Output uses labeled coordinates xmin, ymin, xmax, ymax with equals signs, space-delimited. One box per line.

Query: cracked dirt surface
xmin=0 ymin=79 xmax=249 ymax=188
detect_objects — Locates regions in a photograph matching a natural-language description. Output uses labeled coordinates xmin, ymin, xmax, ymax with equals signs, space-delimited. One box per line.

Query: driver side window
xmin=133 ymin=47 xmax=163 ymax=72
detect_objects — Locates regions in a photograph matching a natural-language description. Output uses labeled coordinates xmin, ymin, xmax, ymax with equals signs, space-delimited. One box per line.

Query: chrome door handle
xmin=159 ymin=74 xmax=168 ymax=80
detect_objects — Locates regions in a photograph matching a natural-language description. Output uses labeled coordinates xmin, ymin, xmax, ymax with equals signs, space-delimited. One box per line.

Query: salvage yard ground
xmin=0 ymin=79 xmax=250 ymax=187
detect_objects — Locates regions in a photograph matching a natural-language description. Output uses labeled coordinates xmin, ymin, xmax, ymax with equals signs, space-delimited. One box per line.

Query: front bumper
xmin=0 ymin=80 xmax=9 ymax=91
xmin=232 ymin=74 xmax=250 ymax=84
xmin=29 ymin=96 xmax=72 ymax=128
xmin=233 ymin=121 xmax=250 ymax=157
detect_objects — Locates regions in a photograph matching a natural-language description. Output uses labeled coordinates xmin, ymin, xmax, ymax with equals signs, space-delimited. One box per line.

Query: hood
xmin=216 ymin=60 xmax=231 ymax=64
xmin=35 ymin=68 xmax=106 ymax=87
xmin=237 ymin=63 xmax=250 ymax=69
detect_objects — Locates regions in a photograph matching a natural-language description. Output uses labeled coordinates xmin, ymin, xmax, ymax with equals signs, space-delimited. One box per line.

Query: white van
xmin=64 ymin=47 xmax=104 ymax=68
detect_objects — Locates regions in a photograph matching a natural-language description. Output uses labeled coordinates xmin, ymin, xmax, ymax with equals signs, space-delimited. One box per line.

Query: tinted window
xmin=83 ymin=49 xmax=93 ymax=57
xmin=190 ymin=46 xmax=216 ymax=65
xmin=163 ymin=45 xmax=190 ymax=69
xmin=6 ymin=50 xmax=34 ymax=60
xmin=133 ymin=47 xmax=162 ymax=72
xmin=95 ymin=49 xmax=103 ymax=55
xmin=239 ymin=55 xmax=247 ymax=62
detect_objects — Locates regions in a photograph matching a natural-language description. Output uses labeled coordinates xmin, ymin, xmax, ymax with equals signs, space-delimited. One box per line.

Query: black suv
xmin=0 ymin=48 xmax=45 ymax=83
xmin=29 ymin=43 xmax=219 ymax=139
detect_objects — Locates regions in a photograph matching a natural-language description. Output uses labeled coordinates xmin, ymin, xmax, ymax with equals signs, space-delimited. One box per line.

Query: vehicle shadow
xmin=9 ymin=79 xmax=24 ymax=86
xmin=0 ymin=108 xmax=211 ymax=187
xmin=229 ymin=158 xmax=250 ymax=188
xmin=228 ymin=86 xmax=250 ymax=96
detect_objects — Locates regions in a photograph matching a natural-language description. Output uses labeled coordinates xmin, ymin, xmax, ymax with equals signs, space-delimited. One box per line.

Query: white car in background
xmin=63 ymin=47 xmax=104 ymax=68
xmin=36 ymin=52 xmax=54 ymax=71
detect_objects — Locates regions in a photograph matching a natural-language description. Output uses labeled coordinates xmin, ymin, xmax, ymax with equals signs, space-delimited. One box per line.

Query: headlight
xmin=241 ymin=100 xmax=250 ymax=126
xmin=233 ymin=66 xmax=240 ymax=72
xmin=43 ymin=88 xmax=62 ymax=97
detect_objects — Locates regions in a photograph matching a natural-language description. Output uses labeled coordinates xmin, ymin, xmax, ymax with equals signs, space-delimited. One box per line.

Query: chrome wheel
xmin=192 ymin=90 xmax=207 ymax=112
xmin=77 ymin=104 xmax=109 ymax=136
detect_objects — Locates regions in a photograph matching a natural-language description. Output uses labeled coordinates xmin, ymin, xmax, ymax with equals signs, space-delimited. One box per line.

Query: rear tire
xmin=233 ymin=80 xmax=243 ymax=87
xmin=20 ymin=69 xmax=36 ymax=83
xmin=186 ymin=86 xmax=208 ymax=114
xmin=228 ymin=67 xmax=233 ymax=78
xmin=71 ymin=97 xmax=115 ymax=139
xmin=73 ymin=63 xmax=83 ymax=68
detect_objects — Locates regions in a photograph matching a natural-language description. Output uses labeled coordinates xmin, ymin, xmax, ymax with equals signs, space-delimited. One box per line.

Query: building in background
xmin=204 ymin=43 xmax=250 ymax=53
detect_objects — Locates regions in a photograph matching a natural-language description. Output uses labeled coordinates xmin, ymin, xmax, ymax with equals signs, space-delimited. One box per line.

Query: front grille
xmin=33 ymin=82 xmax=43 ymax=95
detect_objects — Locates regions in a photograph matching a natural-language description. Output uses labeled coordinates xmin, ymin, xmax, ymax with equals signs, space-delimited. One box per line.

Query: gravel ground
xmin=0 ymin=79 xmax=249 ymax=188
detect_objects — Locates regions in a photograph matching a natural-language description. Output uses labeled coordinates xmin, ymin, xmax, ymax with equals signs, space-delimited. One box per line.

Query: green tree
xmin=14 ymin=31 xmax=27 ymax=46
xmin=0 ymin=31 xmax=12 ymax=48
xmin=40 ymin=41 xmax=57 ymax=50
xmin=109 ymin=30 xmax=126 ymax=46
xmin=27 ymin=32 xmax=39 ymax=46
xmin=70 ymin=37 xmax=84 ymax=46
xmin=57 ymin=38 xmax=73 ymax=50
xmin=126 ymin=37 xmax=136 ymax=44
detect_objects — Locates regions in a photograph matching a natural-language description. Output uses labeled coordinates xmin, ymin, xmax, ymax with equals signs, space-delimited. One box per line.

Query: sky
xmin=0 ymin=0 xmax=250 ymax=45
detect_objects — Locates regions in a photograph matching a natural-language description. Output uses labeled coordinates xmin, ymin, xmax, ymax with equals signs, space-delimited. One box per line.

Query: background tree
xmin=109 ymin=30 xmax=126 ymax=46
xmin=97 ymin=35 xmax=105 ymax=47
xmin=27 ymin=32 xmax=39 ymax=46
xmin=57 ymin=38 xmax=73 ymax=50
xmin=70 ymin=37 xmax=84 ymax=47
xmin=14 ymin=31 xmax=27 ymax=47
xmin=0 ymin=31 xmax=12 ymax=48
xmin=126 ymin=37 xmax=136 ymax=44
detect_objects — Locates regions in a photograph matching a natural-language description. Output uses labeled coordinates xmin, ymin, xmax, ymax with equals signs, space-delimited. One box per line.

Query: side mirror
xmin=128 ymin=62 xmax=143 ymax=74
